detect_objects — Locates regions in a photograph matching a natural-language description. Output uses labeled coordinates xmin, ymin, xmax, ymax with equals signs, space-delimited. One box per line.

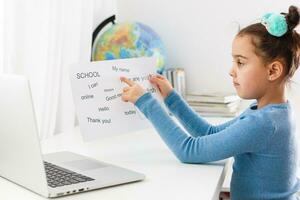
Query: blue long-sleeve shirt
xmin=135 ymin=90 xmax=300 ymax=200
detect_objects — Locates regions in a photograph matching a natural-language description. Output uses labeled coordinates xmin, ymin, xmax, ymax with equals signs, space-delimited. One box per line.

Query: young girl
xmin=120 ymin=5 xmax=300 ymax=200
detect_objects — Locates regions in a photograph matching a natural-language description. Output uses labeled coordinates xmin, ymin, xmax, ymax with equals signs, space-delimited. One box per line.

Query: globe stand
xmin=91 ymin=15 xmax=116 ymax=61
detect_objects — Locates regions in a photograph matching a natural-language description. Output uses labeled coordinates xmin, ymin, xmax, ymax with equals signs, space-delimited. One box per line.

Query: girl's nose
xmin=229 ymin=65 xmax=235 ymax=77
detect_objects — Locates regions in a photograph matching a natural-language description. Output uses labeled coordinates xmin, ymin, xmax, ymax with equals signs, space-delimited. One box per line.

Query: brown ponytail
xmin=285 ymin=6 xmax=300 ymax=79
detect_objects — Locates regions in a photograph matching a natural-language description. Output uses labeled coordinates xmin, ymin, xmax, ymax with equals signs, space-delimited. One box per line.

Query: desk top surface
xmin=0 ymin=117 xmax=229 ymax=200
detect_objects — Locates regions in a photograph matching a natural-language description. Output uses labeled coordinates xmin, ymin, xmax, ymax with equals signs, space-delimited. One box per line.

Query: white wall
xmin=117 ymin=0 xmax=300 ymax=94
xmin=93 ymin=0 xmax=117 ymax=35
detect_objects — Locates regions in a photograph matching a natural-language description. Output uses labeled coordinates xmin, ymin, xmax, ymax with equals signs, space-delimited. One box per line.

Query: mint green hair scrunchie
xmin=261 ymin=13 xmax=288 ymax=37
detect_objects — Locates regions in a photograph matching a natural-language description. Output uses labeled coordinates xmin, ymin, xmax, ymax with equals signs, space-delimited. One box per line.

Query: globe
xmin=92 ymin=22 xmax=166 ymax=74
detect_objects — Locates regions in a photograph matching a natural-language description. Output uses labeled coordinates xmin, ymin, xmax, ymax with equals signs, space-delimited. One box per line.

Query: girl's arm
xmin=136 ymin=93 xmax=273 ymax=163
xmin=164 ymin=90 xmax=239 ymax=137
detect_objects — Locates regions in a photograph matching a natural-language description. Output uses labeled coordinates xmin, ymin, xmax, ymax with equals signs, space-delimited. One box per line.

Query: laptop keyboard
xmin=44 ymin=161 xmax=94 ymax=188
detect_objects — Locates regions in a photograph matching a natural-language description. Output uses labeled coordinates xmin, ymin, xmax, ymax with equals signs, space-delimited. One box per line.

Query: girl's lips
xmin=233 ymin=82 xmax=240 ymax=86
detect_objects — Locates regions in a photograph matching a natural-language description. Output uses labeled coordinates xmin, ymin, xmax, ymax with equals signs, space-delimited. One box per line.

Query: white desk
xmin=0 ymin=118 xmax=230 ymax=200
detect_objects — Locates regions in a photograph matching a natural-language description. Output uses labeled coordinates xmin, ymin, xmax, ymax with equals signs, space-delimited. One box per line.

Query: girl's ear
xmin=267 ymin=60 xmax=284 ymax=82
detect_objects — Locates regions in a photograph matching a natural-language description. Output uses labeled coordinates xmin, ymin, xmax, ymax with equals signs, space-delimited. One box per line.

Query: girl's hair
xmin=237 ymin=5 xmax=300 ymax=82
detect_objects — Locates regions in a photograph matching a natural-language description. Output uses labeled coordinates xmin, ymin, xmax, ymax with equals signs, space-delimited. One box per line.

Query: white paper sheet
xmin=69 ymin=57 xmax=160 ymax=141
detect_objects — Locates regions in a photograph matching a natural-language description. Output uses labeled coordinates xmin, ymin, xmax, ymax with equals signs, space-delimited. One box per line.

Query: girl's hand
xmin=120 ymin=77 xmax=146 ymax=104
xmin=149 ymin=74 xmax=173 ymax=99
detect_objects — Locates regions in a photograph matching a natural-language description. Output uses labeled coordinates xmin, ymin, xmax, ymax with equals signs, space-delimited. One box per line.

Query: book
xmin=185 ymin=92 xmax=241 ymax=118
xmin=186 ymin=93 xmax=240 ymax=104
xmin=194 ymin=111 xmax=237 ymax=118
xmin=187 ymin=101 xmax=240 ymax=109
xmin=190 ymin=104 xmax=238 ymax=113
xmin=164 ymin=68 xmax=186 ymax=98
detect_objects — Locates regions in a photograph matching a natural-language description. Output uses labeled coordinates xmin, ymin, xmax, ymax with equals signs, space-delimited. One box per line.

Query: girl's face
xmin=230 ymin=35 xmax=270 ymax=100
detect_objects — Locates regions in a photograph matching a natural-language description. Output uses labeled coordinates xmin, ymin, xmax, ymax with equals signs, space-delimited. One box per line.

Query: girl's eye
xmin=232 ymin=60 xmax=245 ymax=67
xmin=237 ymin=61 xmax=245 ymax=67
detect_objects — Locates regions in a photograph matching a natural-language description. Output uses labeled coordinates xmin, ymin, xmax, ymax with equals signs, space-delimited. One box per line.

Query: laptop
xmin=0 ymin=74 xmax=145 ymax=198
